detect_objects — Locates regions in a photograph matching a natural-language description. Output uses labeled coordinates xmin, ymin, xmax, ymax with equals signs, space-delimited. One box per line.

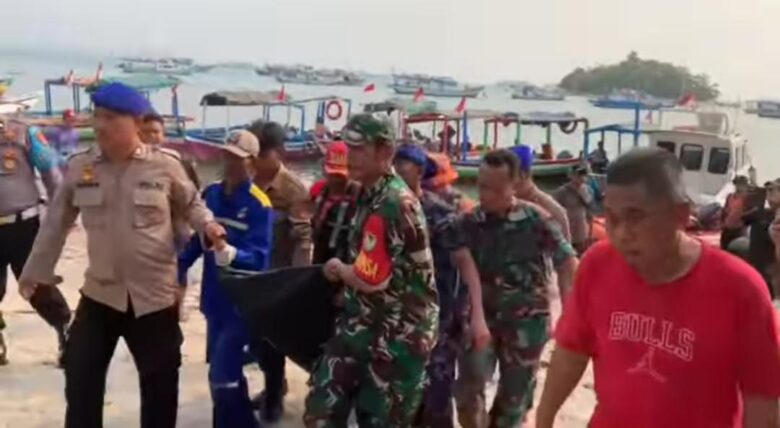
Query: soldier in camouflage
xmin=304 ymin=115 xmax=439 ymax=427
xmin=394 ymin=144 xmax=490 ymax=428
xmin=449 ymin=149 xmax=579 ymax=428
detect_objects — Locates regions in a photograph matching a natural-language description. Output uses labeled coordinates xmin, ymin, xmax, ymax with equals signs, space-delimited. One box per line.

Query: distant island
xmin=559 ymin=52 xmax=720 ymax=101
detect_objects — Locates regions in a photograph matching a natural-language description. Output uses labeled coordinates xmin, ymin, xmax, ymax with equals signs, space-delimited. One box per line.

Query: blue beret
xmin=509 ymin=145 xmax=534 ymax=172
xmin=91 ymin=82 xmax=152 ymax=116
xmin=395 ymin=144 xmax=427 ymax=168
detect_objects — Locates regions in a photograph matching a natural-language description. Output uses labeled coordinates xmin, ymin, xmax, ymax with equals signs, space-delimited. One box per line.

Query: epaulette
xmin=157 ymin=146 xmax=182 ymax=160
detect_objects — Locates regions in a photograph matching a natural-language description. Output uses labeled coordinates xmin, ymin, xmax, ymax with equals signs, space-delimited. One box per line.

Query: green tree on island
xmin=560 ymin=51 xmax=720 ymax=101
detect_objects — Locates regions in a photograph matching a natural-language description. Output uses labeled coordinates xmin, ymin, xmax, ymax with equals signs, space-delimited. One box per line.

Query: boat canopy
xmin=363 ymin=98 xmax=438 ymax=115
xmin=88 ymin=74 xmax=182 ymax=92
xmin=487 ymin=111 xmax=587 ymax=126
xmin=200 ymin=90 xmax=289 ymax=107
xmin=405 ymin=109 xmax=502 ymax=124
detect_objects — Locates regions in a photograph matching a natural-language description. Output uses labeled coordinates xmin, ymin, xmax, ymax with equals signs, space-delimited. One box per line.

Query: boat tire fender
xmin=326 ymin=100 xmax=343 ymax=121
xmin=559 ymin=121 xmax=578 ymax=134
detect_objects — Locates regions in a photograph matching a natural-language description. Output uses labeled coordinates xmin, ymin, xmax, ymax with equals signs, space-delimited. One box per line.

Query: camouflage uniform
xmin=415 ymin=190 xmax=466 ymax=428
xmin=304 ymin=115 xmax=439 ymax=427
xmin=449 ymin=201 xmax=575 ymax=428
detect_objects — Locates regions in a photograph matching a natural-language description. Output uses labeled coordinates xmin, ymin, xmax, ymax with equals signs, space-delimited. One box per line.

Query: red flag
xmin=677 ymin=92 xmax=697 ymax=108
xmin=413 ymin=87 xmax=425 ymax=103
xmin=277 ymin=85 xmax=287 ymax=102
xmin=455 ymin=97 xmax=467 ymax=114
xmin=363 ymin=83 xmax=376 ymax=93
xmin=95 ymin=62 xmax=104 ymax=81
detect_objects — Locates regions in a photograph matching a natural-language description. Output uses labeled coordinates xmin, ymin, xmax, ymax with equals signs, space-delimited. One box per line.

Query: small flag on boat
xmin=677 ymin=92 xmax=697 ymax=108
xmin=413 ymin=87 xmax=425 ymax=103
xmin=363 ymin=83 xmax=376 ymax=93
xmin=455 ymin=97 xmax=467 ymax=114
xmin=277 ymin=85 xmax=287 ymax=102
xmin=95 ymin=62 xmax=104 ymax=81
xmin=64 ymin=70 xmax=75 ymax=86
xmin=171 ymin=84 xmax=179 ymax=95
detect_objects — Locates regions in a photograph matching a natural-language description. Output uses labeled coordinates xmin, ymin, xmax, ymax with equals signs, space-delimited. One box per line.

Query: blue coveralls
xmin=178 ymin=180 xmax=273 ymax=428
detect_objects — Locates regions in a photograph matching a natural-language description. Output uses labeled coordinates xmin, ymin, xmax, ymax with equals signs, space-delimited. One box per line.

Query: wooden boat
xmin=404 ymin=109 xmax=588 ymax=181
xmin=0 ymin=92 xmax=39 ymax=114
xmin=390 ymin=74 xmax=484 ymax=98
xmin=187 ymin=90 xmax=354 ymax=161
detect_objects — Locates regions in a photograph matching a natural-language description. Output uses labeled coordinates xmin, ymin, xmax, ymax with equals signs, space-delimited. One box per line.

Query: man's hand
xmin=174 ymin=286 xmax=188 ymax=322
xmin=205 ymin=222 xmax=227 ymax=251
xmin=18 ymin=280 xmax=38 ymax=301
xmin=471 ymin=313 xmax=492 ymax=351
xmin=323 ymin=258 xmax=343 ymax=283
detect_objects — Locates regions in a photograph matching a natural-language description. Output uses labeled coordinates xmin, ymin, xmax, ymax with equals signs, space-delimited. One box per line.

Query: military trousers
xmin=63 ymin=296 xmax=182 ymax=428
xmin=304 ymin=322 xmax=431 ymax=427
xmin=0 ymin=215 xmax=70 ymax=331
xmin=455 ymin=314 xmax=549 ymax=428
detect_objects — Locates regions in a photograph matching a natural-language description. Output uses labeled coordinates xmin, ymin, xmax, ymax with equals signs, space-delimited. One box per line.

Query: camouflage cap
xmin=341 ymin=114 xmax=395 ymax=147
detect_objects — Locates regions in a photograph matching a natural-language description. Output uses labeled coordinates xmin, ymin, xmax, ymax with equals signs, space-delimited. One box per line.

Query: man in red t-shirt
xmin=536 ymin=148 xmax=780 ymax=428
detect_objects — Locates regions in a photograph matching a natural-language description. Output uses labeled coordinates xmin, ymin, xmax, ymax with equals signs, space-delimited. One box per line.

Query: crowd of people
xmin=0 ymin=81 xmax=778 ymax=428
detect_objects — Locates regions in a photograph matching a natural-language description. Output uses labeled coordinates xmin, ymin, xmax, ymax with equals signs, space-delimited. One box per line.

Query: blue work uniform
xmin=178 ymin=180 xmax=273 ymax=428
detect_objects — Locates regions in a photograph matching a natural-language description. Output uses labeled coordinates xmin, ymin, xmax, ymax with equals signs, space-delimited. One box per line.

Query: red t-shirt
xmin=555 ymin=241 xmax=780 ymax=428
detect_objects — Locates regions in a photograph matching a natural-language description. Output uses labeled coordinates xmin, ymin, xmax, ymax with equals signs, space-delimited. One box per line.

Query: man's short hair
xmin=142 ymin=113 xmax=164 ymax=125
xmin=482 ymin=149 xmax=521 ymax=179
xmin=606 ymin=147 xmax=688 ymax=203
xmin=249 ymin=121 xmax=285 ymax=154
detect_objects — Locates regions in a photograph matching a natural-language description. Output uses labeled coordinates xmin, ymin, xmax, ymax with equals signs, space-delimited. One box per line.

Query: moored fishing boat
xmin=0 ymin=92 xmax=39 ymax=114
xmin=756 ymin=100 xmax=780 ymax=119
xmin=590 ymin=89 xmax=675 ymax=110
xmin=509 ymin=83 xmax=566 ymax=101
xmin=390 ymin=74 xmax=483 ymax=98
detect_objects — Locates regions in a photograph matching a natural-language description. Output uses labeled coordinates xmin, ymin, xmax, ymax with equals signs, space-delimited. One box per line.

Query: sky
xmin=1 ymin=0 xmax=778 ymax=98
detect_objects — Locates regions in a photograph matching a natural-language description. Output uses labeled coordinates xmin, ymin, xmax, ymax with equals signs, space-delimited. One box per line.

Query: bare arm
xmin=743 ymin=395 xmax=780 ymax=428
xmin=536 ymin=346 xmax=590 ymax=428
xmin=555 ymin=256 xmax=578 ymax=301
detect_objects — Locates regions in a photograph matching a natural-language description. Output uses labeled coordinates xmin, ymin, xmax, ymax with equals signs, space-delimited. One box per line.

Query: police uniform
xmin=304 ymin=115 xmax=438 ymax=427
xmin=0 ymin=119 xmax=70 ymax=364
xmin=19 ymin=82 xmax=218 ymax=428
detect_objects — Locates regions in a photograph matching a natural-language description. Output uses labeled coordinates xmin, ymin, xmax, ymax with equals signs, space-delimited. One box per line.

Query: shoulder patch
xmin=158 ymin=146 xmax=182 ymax=160
xmin=250 ymin=184 xmax=273 ymax=208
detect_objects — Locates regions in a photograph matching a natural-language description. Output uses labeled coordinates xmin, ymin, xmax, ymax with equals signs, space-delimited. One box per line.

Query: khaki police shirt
xmin=258 ymin=165 xmax=312 ymax=268
xmin=20 ymin=144 xmax=215 ymax=317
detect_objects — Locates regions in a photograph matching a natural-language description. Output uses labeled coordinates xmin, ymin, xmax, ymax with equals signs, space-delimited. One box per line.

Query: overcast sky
xmin=1 ymin=0 xmax=777 ymax=97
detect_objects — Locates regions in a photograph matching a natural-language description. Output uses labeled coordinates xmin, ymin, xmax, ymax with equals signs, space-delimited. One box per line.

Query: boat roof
xmin=291 ymin=95 xmax=351 ymax=105
xmin=485 ymin=111 xmax=587 ymax=125
xmin=406 ymin=109 xmax=502 ymax=124
xmin=200 ymin=90 xmax=289 ymax=106
xmin=88 ymin=74 xmax=182 ymax=92
xmin=363 ymin=98 xmax=438 ymax=114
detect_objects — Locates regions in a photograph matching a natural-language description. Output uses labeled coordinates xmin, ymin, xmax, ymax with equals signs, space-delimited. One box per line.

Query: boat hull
xmin=758 ymin=110 xmax=780 ymax=119
xmin=453 ymin=157 xmax=581 ymax=180
xmin=391 ymin=85 xmax=483 ymax=98
xmin=0 ymin=94 xmax=38 ymax=114
xmin=589 ymin=99 xmax=670 ymax=110
xmin=185 ymin=129 xmax=325 ymax=161
xmin=512 ymin=94 xmax=566 ymax=101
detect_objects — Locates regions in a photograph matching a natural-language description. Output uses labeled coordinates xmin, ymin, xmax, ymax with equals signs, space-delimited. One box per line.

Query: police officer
xmin=0 ymin=117 xmax=71 ymax=366
xmin=394 ymin=144 xmax=490 ymax=428
xmin=19 ymin=82 xmax=226 ymax=428
xmin=179 ymin=130 xmax=274 ymax=428
xmin=249 ymin=120 xmax=313 ymax=422
xmin=304 ymin=115 xmax=439 ymax=426
xmin=449 ymin=149 xmax=579 ymax=428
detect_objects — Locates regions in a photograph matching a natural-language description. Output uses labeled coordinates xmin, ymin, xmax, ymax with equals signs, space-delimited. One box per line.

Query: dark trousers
xmin=0 ymin=216 xmax=70 ymax=330
xmin=720 ymin=227 xmax=745 ymax=250
xmin=251 ymin=337 xmax=287 ymax=407
xmin=64 ymin=296 xmax=182 ymax=428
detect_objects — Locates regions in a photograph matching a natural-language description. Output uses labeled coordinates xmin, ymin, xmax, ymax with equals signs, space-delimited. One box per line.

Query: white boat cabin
xmin=645 ymin=111 xmax=753 ymax=206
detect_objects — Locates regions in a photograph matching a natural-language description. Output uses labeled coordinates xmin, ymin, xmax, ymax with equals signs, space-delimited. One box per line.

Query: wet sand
xmin=0 ymin=225 xmax=597 ymax=428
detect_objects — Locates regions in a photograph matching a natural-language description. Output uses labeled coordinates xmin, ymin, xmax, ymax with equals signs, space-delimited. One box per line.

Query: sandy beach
xmin=0 ymin=224 xmax=597 ymax=428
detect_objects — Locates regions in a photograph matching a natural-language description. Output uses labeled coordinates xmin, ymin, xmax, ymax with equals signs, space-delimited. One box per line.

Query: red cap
xmin=324 ymin=141 xmax=349 ymax=176
xmin=62 ymin=109 xmax=76 ymax=120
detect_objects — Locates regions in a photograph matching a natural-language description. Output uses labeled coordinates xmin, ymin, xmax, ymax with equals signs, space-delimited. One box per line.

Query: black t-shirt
xmin=744 ymin=207 xmax=776 ymax=274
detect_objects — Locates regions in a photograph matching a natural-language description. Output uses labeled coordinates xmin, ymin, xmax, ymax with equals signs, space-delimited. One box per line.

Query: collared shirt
xmin=179 ymin=180 xmax=274 ymax=320
xmin=553 ymin=183 xmax=593 ymax=244
xmin=343 ymin=174 xmax=438 ymax=353
xmin=447 ymin=199 xmax=575 ymax=319
xmin=258 ymin=164 xmax=312 ymax=268
xmin=0 ymin=124 xmax=62 ymax=216
xmin=419 ymin=190 xmax=461 ymax=317
xmin=21 ymin=144 xmax=215 ymax=317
